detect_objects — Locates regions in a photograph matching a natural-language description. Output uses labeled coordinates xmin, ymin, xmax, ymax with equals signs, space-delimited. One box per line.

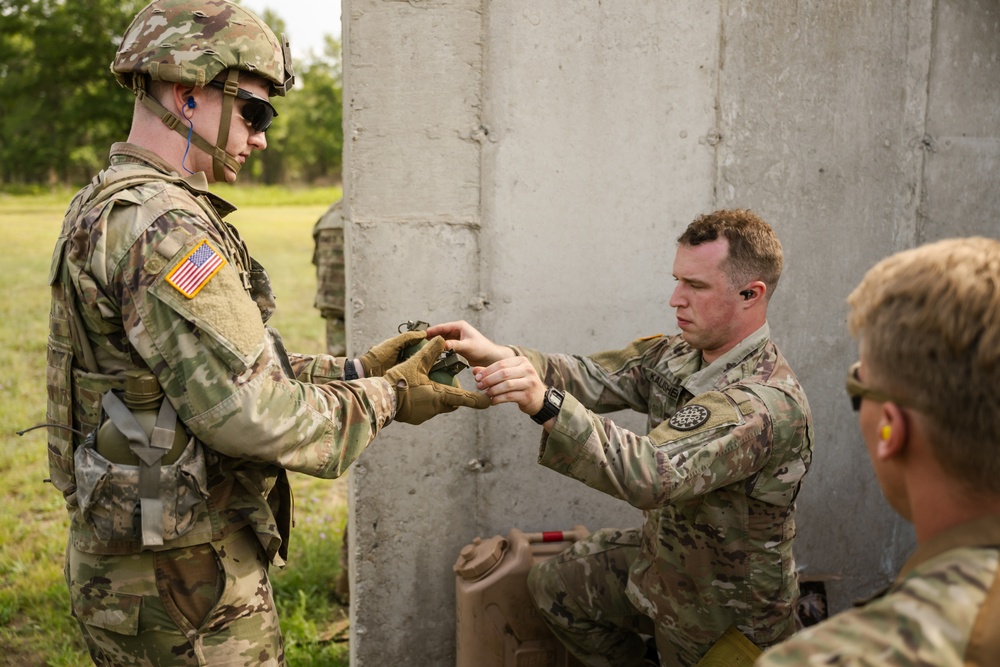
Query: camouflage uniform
xmin=312 ymin=200 xmax=346 ymax=356
xmin=755 ymin=515 xmax=1000 ymax=666
xmin=517 ymin=324 xmax=814 ymax=666
xmin=48 ymin=143 xmax=396 ymax=665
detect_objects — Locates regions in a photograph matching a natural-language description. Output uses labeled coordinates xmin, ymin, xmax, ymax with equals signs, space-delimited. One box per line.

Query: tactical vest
xmin=47 ymin=164 xmax=292 ymax=561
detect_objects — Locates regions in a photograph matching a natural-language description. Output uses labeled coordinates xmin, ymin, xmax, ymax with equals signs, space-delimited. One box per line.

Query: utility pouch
xmin=74 ymin=393 xmax=210 ymax=548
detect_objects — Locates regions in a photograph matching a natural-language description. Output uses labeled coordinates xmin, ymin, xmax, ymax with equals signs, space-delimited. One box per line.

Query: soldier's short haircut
xmin=677 ymin=209 xmax=784 ymax=297
xmin=848 ymin=237 xmax=1000 ymax=494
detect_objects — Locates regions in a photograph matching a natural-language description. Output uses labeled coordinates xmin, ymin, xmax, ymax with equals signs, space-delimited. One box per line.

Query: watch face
xmin=549 ymin=389 xmax=564 ymax=408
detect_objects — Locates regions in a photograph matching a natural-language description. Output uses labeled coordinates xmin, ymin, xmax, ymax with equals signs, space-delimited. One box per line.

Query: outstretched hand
xmin=386 ymin=336 xmax=492 ymax=425
xmin=425 ymin=320 xmax=514 ymax=367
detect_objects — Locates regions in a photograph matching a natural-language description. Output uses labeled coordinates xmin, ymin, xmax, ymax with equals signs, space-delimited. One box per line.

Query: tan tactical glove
xmin=359 ymin=330 xmax=428 ymax=376
xmin=385 ymin=336 xmax=492 ymax=425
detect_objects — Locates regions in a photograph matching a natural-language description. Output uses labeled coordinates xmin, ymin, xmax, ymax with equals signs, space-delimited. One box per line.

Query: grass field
xmin=0 ymin=185 xmax=352 ymax=666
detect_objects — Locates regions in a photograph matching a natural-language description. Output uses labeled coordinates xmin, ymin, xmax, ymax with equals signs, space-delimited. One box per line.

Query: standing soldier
xmin=43 ymin=1 xmax=489 ymax=664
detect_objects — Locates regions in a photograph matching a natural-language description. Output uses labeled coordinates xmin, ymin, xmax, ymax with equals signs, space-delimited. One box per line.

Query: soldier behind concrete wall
xmin=312 ymin=199 xmax=346 ymax=357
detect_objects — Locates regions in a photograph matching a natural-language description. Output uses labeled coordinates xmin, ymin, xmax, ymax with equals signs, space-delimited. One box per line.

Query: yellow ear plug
xmin=881 ymin=425 xmax=891 ymax=441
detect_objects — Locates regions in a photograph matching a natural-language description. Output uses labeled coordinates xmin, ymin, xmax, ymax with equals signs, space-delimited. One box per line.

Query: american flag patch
xmin=165 ymin=240 xmax=226 ymax=298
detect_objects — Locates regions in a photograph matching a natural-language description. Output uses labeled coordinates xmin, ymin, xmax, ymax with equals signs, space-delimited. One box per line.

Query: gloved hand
xmin=359 ymin=330 xmax=428 ymax=376
xmin=385 ymin=336 xmax=492 ymax=425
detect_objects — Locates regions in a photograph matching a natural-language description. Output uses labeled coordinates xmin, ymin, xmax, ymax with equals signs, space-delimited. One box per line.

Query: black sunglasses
xmin=845 ymin=361 xmax=895 ymax=411
xmin=206 ymin=80 xmax=278 ymax=133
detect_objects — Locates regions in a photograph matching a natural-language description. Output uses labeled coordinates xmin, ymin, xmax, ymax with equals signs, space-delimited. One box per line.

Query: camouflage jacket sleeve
xmin=537 ymin=386 xmax=774 ymax=509
xmin=287 ymin=352 xmax=346 ymax=384
xmin=512 ymin=336 xmax=666 ymax=414
xmin=113 ymin=211 xmax=395 ymax=478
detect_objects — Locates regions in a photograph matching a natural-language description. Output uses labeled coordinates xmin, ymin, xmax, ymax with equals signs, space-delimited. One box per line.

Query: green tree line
xmin=0 ymin=0 xmax=343 ymax=187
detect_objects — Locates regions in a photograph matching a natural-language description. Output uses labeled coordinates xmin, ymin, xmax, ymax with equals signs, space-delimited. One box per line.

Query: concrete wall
xmin=341 ymin=0 xmax=1000 ymax=663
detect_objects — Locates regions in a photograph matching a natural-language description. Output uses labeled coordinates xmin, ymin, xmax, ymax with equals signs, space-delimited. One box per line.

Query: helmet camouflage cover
xmin=112 ymin=0 xmax=294 ymax=96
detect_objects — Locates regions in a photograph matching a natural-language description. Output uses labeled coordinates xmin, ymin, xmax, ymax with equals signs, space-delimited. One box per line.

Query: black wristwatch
xmin=343 ymin=359 xmax=359 ymax=381
xmin=531 ymin=386 xmax=565 ymax=425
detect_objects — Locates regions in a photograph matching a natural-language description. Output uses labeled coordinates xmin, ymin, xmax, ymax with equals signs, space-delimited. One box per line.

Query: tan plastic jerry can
xmin=454 ymin=526 xmax=589 ymax=667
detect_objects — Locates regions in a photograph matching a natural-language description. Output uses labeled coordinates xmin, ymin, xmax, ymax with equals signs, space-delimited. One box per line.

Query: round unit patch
xmin=669 ymin=404 xmax=711 ymax=431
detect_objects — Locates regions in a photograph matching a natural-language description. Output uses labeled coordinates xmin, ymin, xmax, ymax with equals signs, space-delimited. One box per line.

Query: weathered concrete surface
xmin=716 ymin=0 xmax=934 ymax=613
xmin=920 ymin=0 xmax=1000 ymax=243
xmin=341 ymin=0 xmax=1000 ymax=663
xmin=342 ymin=1 xmax=487 ymax=664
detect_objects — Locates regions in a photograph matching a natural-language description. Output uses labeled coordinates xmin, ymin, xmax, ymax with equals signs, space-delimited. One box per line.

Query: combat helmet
xmin=111 ymin=0 xmax=295 ymax=181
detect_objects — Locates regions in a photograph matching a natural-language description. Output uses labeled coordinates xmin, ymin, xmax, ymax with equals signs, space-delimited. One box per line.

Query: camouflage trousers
xmin=66 ymin=525 xmax=284 ymax=666
xmin=528 ymin=528 xmax=653 ymax=667
xmin=528 ymin=527 xmax=708 ymax=667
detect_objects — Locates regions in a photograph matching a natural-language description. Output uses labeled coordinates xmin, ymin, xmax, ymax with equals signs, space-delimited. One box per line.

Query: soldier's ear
xmin=738 ymin=281 xmax=766 ymax=305
xmin=173 ymin=84 xmax=198 ymax=115
xmin=875 ymin=403 xmax=907 ymax=461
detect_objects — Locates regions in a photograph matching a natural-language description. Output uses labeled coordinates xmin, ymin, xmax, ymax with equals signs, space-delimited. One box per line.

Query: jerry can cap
xmin=453 ymin=535 xmax=508 ymax=581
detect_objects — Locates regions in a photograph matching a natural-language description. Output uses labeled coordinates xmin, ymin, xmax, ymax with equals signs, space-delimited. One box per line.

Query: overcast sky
xmin=240 ymin=0 xmax=342 ymax=59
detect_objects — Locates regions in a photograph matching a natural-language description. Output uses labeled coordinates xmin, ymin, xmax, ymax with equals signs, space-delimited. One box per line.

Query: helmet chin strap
xmin=211 ymin=69 xmax=240 ymax=182
xmin=133 ymin=73 xmax=242 ymax=180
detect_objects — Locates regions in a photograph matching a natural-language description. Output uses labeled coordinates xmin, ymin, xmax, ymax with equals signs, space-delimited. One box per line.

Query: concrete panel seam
xmin=352 ymin=218 xmax=482 ymax=229
xmin=912 ymin=0 xmax=935 ymax=246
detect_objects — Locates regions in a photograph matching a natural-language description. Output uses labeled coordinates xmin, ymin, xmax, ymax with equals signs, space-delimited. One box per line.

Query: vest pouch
xmin=45 ymin=337 xmax=77 ymax=501
xmin=232 ymin=465 xmax=292 ymax=564
xmin=73 ymin=432 xmax=210 ymax=545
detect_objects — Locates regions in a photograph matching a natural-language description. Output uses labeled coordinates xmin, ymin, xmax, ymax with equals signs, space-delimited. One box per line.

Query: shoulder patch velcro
xmin=165 ymin=240 xmax=226 ymax=298
xmin=155 ymin=229 xmax=188 ymax=261
xmin=591 ymin=335 xmax=666 ymax=373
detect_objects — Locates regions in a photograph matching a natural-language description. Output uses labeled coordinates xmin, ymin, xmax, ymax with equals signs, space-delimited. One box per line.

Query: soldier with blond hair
xmin=429 ymin=209 xmax=814 ymax=666
xmin=756 ymin=237 xmax=1000 ymax=666
xmin=43 ymin=1 xmax=488 ymax=663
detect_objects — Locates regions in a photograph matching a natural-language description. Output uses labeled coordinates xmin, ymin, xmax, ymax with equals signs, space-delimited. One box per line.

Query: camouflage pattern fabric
xmin=312 ymin=200 xmax=346 ymax=356
xmin=755 ymin=515 xmax=1000 ymax=667
xmin=111 ymin=0 xmax=292 ymax=95
xmin=517 ymin=324 xmax=814 ymax=665
xmin=55 ymin=142 xmax=395 ymax=556
xmin=527 ymin=528 xmax=655 ymax=666
xmin=68 ymin=525 xmax=284 ymax=666
xmin=51 ymin=142 xmax=397 ymax=663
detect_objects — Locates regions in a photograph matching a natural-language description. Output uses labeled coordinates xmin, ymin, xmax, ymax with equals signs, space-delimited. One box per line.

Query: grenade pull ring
xmin=398 ymin=320 xmax=430 ymax=334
